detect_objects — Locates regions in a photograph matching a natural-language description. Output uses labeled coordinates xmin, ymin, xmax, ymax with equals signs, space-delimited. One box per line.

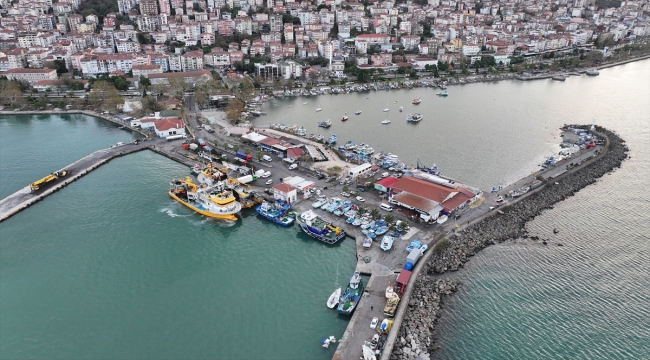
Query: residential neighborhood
xmin=0 ymin=0 xmax=649 ymax=112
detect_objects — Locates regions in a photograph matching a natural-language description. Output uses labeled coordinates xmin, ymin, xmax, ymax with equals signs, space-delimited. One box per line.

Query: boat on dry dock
xmin=295 ymin=210 xmax=346 ymax=244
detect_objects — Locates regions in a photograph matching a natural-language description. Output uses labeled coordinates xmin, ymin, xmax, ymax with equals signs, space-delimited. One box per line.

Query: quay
xmin=0 ymin=138 xmax=199 ymax=222
xmin=324 ymin=128 xmax=607 ymax=360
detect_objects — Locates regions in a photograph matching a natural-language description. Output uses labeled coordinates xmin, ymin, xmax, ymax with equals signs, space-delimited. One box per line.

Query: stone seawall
xmin=389 ymin=127 xmax=629 ymax=360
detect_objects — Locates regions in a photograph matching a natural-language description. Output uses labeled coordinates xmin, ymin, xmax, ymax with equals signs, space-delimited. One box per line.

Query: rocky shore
xmin=389 ymin=127 xmax=629 ymax=360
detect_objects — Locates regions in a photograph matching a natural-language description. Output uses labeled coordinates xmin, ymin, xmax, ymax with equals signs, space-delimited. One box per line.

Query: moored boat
xmin=354 ymin=111 xmax=362 ymax=115
xmin=385 ymin=283 xmax=394 ymax=299
xmin=406 ymin=113 xmax=422 ymax=123
xmin=295 ymin=210 xmax=346 ymax=244
xmin=337 ymin=274 xmax=365 ymax=315
xmin=316 ymin=108 xmax=322 ymax=112
xmin=169 ymin=177 xmax=241 ymax=221
xmin=341 ymin=116 xmax=349 ymax=121
xmin=381 ymin=119 xmax=391 ymax=124
xmin=328 ymin=134 xmax=337 ymax=144
xmin=412 ymin=97 xmax=421 ymax=105
xmin=255 ymin=200 xmax=294 ymax=226
xmin=318 ymin=120 xmax=332 ymax=128
xmin=436 ymin=90 xmax=448 ymax=97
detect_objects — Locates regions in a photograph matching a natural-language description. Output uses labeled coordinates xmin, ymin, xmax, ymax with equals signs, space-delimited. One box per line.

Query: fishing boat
xmin=303 ymin=102 xmax=308 ymax=105
xmin=354 ymin=111 xmax=362 ymax=115
xmin=383 ymin=108 xmax=390 ymax=112
xmin=363 ymin=237 xmax=372 ymax=248
xmin=169 ymin=177 xmax=241 ymax=221
xmin=586 ymin=69 xmax=600 ymax=76
xmin=190 ymin=164 xmax=203 ymax=175
xmin=399 ymin=106 xmax=403 ymax=112
xmin=341 ymin=115 xmax=349 ymax=121
xmin=350 ymin=271 xmax=361 ymax=289
xmin=227 ymin=178 xmax=261 ymax=208
xmin=328 ymin=134 xmax=337 ymax=144
xmin=318 ymin=119 xmax=332 ymax=128
xmin=436 ymin=90 xmax=448 ymax=97
xmin=380 ymin=235 xmax=394 ymax=251
xmin=255 ymin=200 xmax=294 ymax=226
xmin=385 ymin=283 xmax=394 ymax=299
xmin=406 ymin=113 xmax=422 ymax=123
xmin=316 ymin=134 xmax=324 ymax=142
xmin=337 ymin=275 xmax=364 ymax=315
xmin=412 ymin=97 xmax=421 ymax=105
xmin=381 ymin=119 xmax=391 ymax=124
xmin=316 ymin=108 xmax=322 ymax=112
xmin=295 ymin=210 xmax=346 ymax=244
xmin=327 ymin=264 xmax=341 ymax=308
xmin=405 ymin=239 xmax=422 ymax=252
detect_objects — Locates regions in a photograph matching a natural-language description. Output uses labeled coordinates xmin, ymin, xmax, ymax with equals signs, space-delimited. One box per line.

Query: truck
xmin=30 ymin=170 xmax=69 ymax=191
xmin=404 ymin=248 xmax=423 ymax=271
xmin=236 ymin=175 xmax=257 ymax=184
xmin=383 ymin=293 xmax=400 ymax=317
xmin=189 ymin=143 xmax=199 ymax=151
xmin=166 ymin=134 xmax=186 ymax=141
xmin=254 ymin=169 xmax=265 ymax=177
xmin=236 ymin=152 xmax=252 ymax=161
xmin=262 ymin=155 xmax=272 ymax=162
xmin=197 ymin=138 xmax=206 ymax=146
xmin=203 ymin=124 xmax=214 ymax=133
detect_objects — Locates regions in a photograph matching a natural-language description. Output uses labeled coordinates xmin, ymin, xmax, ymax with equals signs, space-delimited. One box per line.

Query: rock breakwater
xmin=389 ymin=127 xmax=629 ymax=360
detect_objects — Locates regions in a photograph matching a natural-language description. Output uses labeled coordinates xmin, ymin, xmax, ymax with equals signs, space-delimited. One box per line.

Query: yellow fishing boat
xmin=169 ymin=177 xmax=241 ymax=221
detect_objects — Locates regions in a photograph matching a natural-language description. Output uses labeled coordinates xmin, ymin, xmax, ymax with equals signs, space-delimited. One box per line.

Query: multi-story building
xmin=2 ymin=68 xmax=57 ymax=83
xmin=139 ymin=0 xmax=159 ymax=16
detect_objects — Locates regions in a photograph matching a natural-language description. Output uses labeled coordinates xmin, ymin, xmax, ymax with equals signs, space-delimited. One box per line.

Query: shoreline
xmin=0 ymin=110 xmax=149 ymax=137
xmin=257 ymin=55 xmax=650 ymax=101
xmin=385 ymin=127 xmax=629 ymax=360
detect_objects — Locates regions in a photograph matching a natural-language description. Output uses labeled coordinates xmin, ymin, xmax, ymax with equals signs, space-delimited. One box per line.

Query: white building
xmin=348 ymin=163 xmax=373 ymax=180
xmin=139 ymin=117 xmax=186 ymax=137
xmin=273 ymin=183 xmax=298 ymax=204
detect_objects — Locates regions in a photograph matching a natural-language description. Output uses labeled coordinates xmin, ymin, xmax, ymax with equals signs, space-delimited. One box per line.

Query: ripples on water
xmin=434 ymin=61 xmax=650 ymax=359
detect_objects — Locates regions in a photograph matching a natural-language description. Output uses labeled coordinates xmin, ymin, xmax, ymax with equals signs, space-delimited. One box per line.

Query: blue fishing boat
xmin=406 ymin=239 xmax=422 ymax=252
xmin=329 ymin=134 xmax=337 ymax=144
xmin=337 ymin=274 xmax=365 ymax=315
xmin=296 ymin=210 xmax=346 ymax=244
xmin=255 ymin=200 xmax=294 ymax=227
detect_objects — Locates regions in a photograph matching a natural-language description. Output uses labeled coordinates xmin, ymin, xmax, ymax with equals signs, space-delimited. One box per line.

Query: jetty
xmin=0 ymin=138 xmax=175 ymax=222
xmin=325 ymin=127 xmax=608 ymax=360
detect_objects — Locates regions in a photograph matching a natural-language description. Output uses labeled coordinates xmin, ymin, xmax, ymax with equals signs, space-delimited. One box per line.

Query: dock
xmin=0 ymin=139 xmax=171 ymax=222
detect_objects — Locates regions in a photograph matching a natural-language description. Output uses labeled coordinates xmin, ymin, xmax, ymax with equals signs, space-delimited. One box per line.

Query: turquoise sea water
xmin=0 ymin=114 xmax=140 ymax=199
xmin=1 ymin=60 xmax=649 ymax=359
xmin=0 ymin=130 xmax=355 ymax=359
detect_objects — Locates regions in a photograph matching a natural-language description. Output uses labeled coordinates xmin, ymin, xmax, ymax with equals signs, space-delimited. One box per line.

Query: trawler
xmin=169 ymin=177 xmax=241 ymax=220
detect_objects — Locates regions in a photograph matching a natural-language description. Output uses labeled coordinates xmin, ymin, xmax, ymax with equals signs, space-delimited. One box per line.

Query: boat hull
xmin=169 ymin=192 xmax=238 ymax=221
xmin=297 ymin=223 xmax=346 ymax=244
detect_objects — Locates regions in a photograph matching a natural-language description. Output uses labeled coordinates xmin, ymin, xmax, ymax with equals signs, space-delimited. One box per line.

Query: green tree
xmin=384 ymin=214 xmax=395 ymax=224
xmin=369 ymin=208 xmax=380 ymax=219
xmin=139 ymin=76 xmax=151 ymax=88
xmin=233 ymin=144 xmax=239 ymax=152
xmin=256 ymin=151 xmax=262 ymax=160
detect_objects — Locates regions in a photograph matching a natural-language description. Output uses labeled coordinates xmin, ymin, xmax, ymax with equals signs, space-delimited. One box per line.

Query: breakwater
xmin=388 ymin=127 xmax=629 ymax=360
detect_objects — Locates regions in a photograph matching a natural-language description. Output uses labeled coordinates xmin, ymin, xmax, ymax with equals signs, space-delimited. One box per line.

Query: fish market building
xmin=273 ymin=183 xmax=297 ymax=204
xmin=388 ymin=175 xmax=478 ymax=222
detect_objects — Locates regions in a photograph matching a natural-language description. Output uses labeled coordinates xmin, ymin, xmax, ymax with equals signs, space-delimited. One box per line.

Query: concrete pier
xmin=0 ymin=139 xmax=168 ymax=222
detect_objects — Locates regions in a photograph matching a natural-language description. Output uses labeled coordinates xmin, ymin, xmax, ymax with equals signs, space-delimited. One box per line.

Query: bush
xmin=433 ymin=237 xmax=449 ymax=254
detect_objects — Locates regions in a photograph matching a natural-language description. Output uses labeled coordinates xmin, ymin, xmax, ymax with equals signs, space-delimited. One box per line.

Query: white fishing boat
xmin=354 ymin=111 xmax=362 ymax=115
xmin=383 ymin=108 xmax=390 ymax=112
xmin=303 ymin=102 xmax=308 ymax=104
xmin=399 ymin=106 xmax=403 ymax=112
xmin=381 ymin=119 xmax=391 ymax=124
xmin=385 ymin=283 xmax=394 ymax=299
xmin=327 ymin=264 xmax=342 ymax=308
xmin=316 ymin=108 xmax=322 ymax=112
xmin=350 ymin=271 xmax=361 ymax=289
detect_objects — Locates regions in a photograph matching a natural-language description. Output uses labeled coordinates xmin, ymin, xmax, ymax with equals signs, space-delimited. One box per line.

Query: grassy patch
xmin=433 ymin=237 xmax=450 ymax=254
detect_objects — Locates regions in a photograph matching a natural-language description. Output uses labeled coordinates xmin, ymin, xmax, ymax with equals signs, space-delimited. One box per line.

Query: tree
xmin=385 ymin=214 xmax=395 ymax=224
xmin=44 ymin=60 xmax=68 ymax=74
xmin=233 ymin=144 xmax=239 ymax=152
xmin=256 ymin=151 xmax=262 ymax=161
xmin=369 ymin=208 xmax=380 ymax=219
xmin=139 ymin=75 xmax=151 ymax=88
xmin=89 ymin=80 xmax=121 ymax=109
xmin=342 ymin=185 xmax=349 ymax=193
xmin=141 ymin=95 xmax=162 ymax=114
xmin=167 ymin=77 xmax=188 ymax=99
xmin=226 ymin=97 xmax=244 ymax=121
xmin=0 ymin=80 xmax=25 ymax=107
xmin=67 ymin=81 xmax=85 ymax=91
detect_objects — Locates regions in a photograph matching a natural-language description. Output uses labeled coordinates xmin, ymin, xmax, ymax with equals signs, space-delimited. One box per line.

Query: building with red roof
xmin=138 ymin=117 xmax=185 ymax=138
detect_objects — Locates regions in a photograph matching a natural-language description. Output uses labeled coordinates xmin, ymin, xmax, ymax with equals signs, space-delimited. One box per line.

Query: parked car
xmin=356 ymin=186 xmax=365 ymax=192
xmin=265 ymin=179 xmax=273 ymax=185
xmin=289 ymin=164 xmax=298 ymax=170
xmin=370 ymin=317 xmax=379 ymax=329
xmin=341 ymin=192 xmax=350 ymax=197
xmin=261 ymin=171 xmax=271 ymax=178
xmin=356 ymin=196 xmax=365 ymax=202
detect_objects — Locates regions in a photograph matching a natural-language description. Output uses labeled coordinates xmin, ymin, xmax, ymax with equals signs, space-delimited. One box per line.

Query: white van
xmin=289 ymin=164 xmax=298 ymax=170
xmin=262 ymin=155 xmax=272 ymax=162
xmin=380 ymin=203 xmax=394 ymax=212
